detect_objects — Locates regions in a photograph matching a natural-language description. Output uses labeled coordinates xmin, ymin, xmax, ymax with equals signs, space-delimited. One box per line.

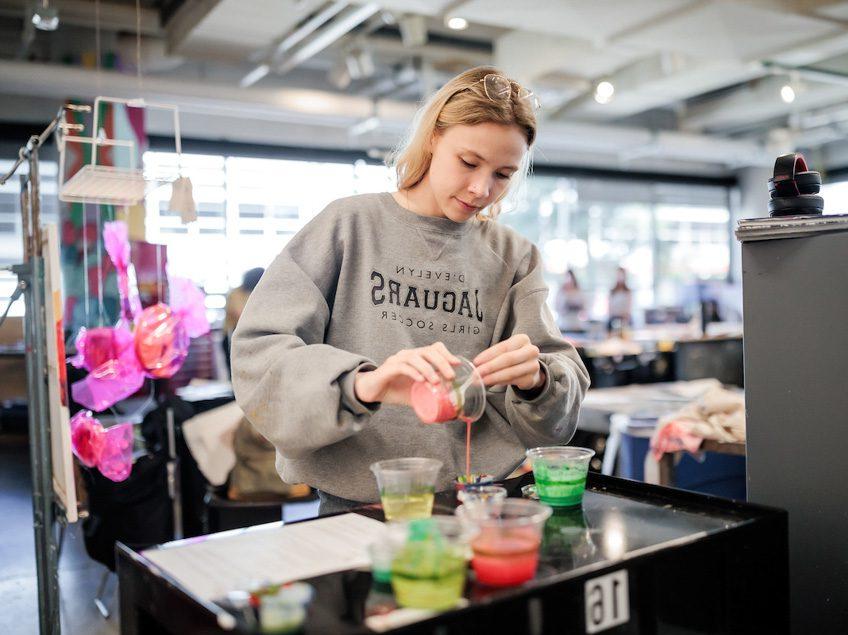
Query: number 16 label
xmin=584 ymin=569 xmax=629 ymax=633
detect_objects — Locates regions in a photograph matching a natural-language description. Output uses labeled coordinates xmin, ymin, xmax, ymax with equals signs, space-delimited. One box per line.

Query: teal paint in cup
xmin=525 ymin=447 xmax=595 ymax=507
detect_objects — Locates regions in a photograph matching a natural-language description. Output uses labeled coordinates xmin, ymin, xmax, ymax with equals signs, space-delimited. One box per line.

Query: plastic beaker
xmin=456 ymin=498 xmax=551 ymax=587
xmin=390 ymin=517 xmax=475 ymax=610
xmin=370 ymin=457 xmax=442 ymax=521
xmin=410 ymin=356 xmax=486 ymax=424
xmin=526 ymin=446 xmax=595 ymax=507
xmin=457 ymin=485 xmax=507 ymax=508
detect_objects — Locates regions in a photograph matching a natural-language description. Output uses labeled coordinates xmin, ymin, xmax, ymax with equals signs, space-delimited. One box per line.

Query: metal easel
xmin=0 ymin=104 xmax=88 ymax=635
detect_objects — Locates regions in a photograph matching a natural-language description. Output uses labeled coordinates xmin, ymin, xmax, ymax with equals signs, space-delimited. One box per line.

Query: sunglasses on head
xmin=474 ymin=73 xmax=541 ymax=110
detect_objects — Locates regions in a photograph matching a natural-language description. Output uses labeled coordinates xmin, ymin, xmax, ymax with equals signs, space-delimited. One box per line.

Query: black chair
xmin=203 ymin=484 xmax=318 ymax=534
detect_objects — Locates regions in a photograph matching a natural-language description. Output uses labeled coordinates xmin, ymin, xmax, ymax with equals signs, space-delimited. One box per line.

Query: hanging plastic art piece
xmin=168 ymin=275 xmax=210 ymax=338
xmin=69 ymin=411 xmax=134 ymax=482
xmin=69 ymin=221 xmax=210 ymax=409
xmin=103 ymin=221 xmax=142 ymax=325
xmin=69 ymin=326 xmax=145 ymax=412
xmin=134 ymin=302 xmax=190 ymax=378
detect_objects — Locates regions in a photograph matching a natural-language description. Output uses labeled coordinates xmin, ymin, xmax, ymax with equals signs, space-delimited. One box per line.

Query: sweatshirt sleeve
xmin=487 ymin=245 xmax=590 ymax=448
xmin=231 ymin=206 xmax=379 ymax=460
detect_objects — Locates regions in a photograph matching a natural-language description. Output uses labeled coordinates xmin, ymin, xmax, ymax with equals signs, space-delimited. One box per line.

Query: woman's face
xmin=426 ymin=122 xmax=527 ymax=222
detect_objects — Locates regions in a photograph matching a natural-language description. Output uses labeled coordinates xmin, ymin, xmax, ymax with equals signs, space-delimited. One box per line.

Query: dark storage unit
xmin=118 ymin=472 xmax=788 ymax=634
xmin=738 ymin=215 xmax=848 ymax=633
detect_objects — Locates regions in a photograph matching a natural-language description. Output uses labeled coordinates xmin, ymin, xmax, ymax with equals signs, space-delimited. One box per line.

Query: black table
xmin=118 ymin=472 xmax=788 ymax=634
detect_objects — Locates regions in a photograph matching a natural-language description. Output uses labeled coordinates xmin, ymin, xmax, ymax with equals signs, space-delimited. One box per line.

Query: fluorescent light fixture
xmin=349 ymin=116 xmax=380 ymax=137
xmin=446 ymin=16 xmax=468 ymax=30
xmin=240 ymin=64 xmax=271 ymax=88
xmin=32 ymin=0 xmax=58 ymax=31
xmin=594 ymin=80 xmax=615 ymax=104
xmin=780 ymin=83 xmax=796 ymax=104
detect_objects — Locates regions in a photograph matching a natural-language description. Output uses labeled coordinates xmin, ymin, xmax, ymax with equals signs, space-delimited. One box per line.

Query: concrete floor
xmin=0 ymin=435 xmax=119 ymax=635
xmin=0 ymin=432 xmax=321 ymax=635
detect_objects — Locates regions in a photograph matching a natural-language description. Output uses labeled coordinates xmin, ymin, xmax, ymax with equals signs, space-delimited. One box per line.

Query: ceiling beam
xmin=0 ymin=0 xmax=161 ymax=35
xmin=0 ymin=59 xmax=771 ymax=168
xmin=165 ymin=0 xmax=220 ymax=55
xmin=240 ymin=1 xmax=348 ymax=88
xmin=274 ymin=2 xmax=382 ymax=76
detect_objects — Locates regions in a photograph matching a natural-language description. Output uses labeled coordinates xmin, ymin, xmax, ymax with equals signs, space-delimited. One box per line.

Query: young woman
xmin=232 ymin=67 xmax=590 ymax=514
xmin=556 ymin=269 xmax=586 ymax=332
xmin=608 ymin=266 xmax=633 ymax=330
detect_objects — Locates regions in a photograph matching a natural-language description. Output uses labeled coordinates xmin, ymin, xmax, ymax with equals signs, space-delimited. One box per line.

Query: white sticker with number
xmin=584 ymin=569 xmax=630 ymax=633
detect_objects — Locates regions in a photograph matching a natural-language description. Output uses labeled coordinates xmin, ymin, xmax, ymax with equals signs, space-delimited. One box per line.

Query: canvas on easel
xmin=42 ymin=222 xmax=77 ymax=522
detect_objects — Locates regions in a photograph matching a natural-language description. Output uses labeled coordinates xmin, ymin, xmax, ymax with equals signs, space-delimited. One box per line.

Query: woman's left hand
xmin=473 ymin=334 xmax=545 ymax=391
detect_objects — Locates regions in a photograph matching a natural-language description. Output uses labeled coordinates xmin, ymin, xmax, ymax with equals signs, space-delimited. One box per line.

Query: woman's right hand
xmin=354 ymin=342 xmax=461 ymax=406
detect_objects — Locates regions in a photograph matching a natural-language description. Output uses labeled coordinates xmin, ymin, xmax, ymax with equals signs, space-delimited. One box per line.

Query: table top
xmin=119 ymin=472 xmax=781 ymax=634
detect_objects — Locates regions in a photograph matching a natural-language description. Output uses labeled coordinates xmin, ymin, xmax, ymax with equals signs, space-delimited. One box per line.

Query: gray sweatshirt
xmin=232 ymin=192 xmax=589 ymax=502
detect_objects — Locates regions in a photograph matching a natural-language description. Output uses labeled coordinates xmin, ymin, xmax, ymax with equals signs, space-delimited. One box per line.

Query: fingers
xmin=393 ymin=343 xmax=459 ymax=384
xmin=403 ymin=354 xmax=442 ymax=383
xmin=395 ymin=359 xmax=428 ymax=384
xmin=475 ymin=342 xmax=539 ymax=378
xmin=473 ymin=333 xmax=530 ymax=366
xmin=481 ymin=359 xmax=540 ymax=387
xmin=421 ymin=347 xmax=456 ymax=381
xmin=432 ymin=341 xmax=462 ymax=365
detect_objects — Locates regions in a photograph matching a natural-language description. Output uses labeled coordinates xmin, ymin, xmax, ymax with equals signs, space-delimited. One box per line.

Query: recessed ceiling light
xmin=594 ymin=80 xmax=615 ymax=104
xmin=446 ymin=16 xmax=468 ymax=30
xmin=32 ymin=0 xmax=58 ymax=31
xmin=780 ymin=84 xmax=796 ymax=104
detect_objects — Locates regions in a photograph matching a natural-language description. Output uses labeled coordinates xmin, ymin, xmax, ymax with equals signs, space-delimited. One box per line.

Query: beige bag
xmin=228 ymin=418 xmax=311 ymax=501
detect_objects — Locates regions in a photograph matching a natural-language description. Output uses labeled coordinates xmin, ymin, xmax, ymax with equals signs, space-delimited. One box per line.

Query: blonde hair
xmin=388 ymin=66 xmax=537 ymax=220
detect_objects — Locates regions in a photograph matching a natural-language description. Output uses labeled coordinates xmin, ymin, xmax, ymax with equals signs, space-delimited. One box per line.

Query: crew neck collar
xmin=383 ymin=192 xmax=474 ymax=235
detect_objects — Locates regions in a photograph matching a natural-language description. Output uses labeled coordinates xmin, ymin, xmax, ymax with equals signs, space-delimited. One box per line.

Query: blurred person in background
xmin=556 ymin=269 xmax=586 ymax=332
xmin=223 ymin=267 xmax=265 ymax=375
xmin=608 ymin=266 xmax=633 ymax=332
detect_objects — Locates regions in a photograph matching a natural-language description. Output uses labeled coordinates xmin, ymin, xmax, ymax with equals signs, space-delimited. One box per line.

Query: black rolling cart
xmin=117 ymin=472 xmax=788 ymax=635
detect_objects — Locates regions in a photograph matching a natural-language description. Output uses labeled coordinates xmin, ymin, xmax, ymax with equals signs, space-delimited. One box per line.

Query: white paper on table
xmin=142 ymin=513 xmax=385 ymax=602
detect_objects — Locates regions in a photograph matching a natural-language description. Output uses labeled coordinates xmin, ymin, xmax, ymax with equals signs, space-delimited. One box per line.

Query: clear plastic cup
xmin=526 ymin=446 xmax=595 ymax=508
xmin=456 ymin=498 xmax=552 ymax=587
xmin=457 ymin=485 xmax=507 ymax=508
xmin=367 ymin=524 xmax=408 ymax=584
xmin=370 ymin=457 xmax=442 ymax=521
xmin=410 ymin=356 xmax=486 ymax=424
xmin=390 ymin=517 xmax=476 ymax=610
xmin=256 ymin=582 xmax=314 ymax=634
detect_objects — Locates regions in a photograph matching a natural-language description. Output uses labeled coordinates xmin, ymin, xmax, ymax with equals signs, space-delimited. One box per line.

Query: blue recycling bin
xmin=619 ymin=429 xmax=746 ymax=500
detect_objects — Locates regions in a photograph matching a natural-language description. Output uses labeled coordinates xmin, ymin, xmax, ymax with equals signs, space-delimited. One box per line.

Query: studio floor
xmin=1 ymin=432 xmax=117 ymax=635
xmin=0 ymin=430 xmax=322 ymax=635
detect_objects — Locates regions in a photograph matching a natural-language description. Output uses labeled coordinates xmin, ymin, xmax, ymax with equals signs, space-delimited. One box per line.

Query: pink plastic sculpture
xmin=103 ymin=221 xmax=142 ymax=325
xmin=134 ymin=302 xmax=190 ymax=378
xmin=70 ymin=326 xmax=145 ymax=412
xmin=69 ymin=221 xmax=211 ymax=410
xmin=69 ymin=411 xmax=134 ymax=482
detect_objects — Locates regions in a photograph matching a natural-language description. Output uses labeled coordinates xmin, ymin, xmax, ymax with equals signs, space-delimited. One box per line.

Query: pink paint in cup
xmin=410 ymin=356 xmax=486 ymax=424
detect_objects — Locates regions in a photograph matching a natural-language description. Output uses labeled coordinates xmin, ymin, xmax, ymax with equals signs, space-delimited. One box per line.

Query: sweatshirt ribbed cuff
xmin=339 ymin=362 xmax=381 ymax=416
xmin=510 ymin=360 xmax=553 ymax=404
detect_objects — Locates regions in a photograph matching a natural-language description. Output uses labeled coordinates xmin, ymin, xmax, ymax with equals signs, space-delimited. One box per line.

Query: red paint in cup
xmin=410 ymin=381 xmax=459 ymax=423
xmin=470 ymin=531 xmax=542 ymax=587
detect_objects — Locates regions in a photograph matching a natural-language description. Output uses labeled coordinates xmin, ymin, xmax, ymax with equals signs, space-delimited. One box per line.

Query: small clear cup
xmin=410 ymin=356 xmax=486 ymax=424
xmin=457 ymin=485 xmax=507 ymax=508
xmin=367 ymin=524 xmax=408 ymax=584
xmin=525 ymin=446 xmax=595 ymax=508
xmin=257 ymin=582 xmax=314 ymax=634
xmin=390 ymin=517 xmax=476 ymax=610
xmin=456 ymin=498 xmax=552 ymax=587
xmin=370 ymin=457 xmax=442 ymax=521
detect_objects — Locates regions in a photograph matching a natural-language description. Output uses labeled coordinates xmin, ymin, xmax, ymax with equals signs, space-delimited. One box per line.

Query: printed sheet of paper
xmin=142 ymin=513 xmax=384 ymax=602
